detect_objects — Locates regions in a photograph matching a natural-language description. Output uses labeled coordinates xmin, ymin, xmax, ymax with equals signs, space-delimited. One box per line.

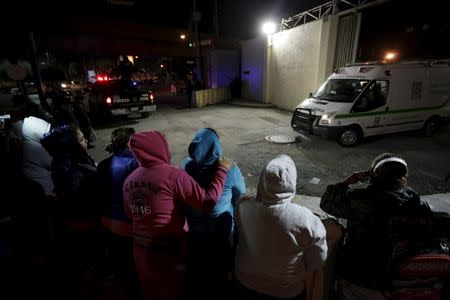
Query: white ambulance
xmin=291 ymin=60 xmax=450 ymax=146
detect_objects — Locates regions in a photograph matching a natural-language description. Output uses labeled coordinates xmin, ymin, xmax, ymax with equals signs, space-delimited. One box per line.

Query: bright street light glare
xmin=384 ymin=52 xmax=397 ymax=60
xmin=180 ymin=34 xmax=186 ymax=40
xmin=262 ymin=21 xmax=277 ymax=34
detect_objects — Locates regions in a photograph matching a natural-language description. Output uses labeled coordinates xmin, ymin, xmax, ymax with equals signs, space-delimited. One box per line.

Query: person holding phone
xmin=320 ymin=153 xmax=432 ymax=300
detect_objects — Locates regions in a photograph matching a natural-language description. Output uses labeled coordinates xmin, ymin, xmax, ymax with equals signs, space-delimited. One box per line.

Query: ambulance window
xmin=352 ymin=80 xmax=389 ymax=112
xmin=314 ymin=79 xmax=369 ymax=102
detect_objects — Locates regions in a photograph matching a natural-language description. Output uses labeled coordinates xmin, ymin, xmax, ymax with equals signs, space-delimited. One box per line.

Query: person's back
xmin=183 ymin=128 xmax=245 ymax=234
xmin=98 ymin=128 xmax=138 ymax=234
xmin=41 ymin=125 xmax=97 ymax=219
xmin=123 ymin=130 xmax=231 ymax=300
xmin=320 ymin=153 xmax=433 ymax=298
xmin=97 ymin=127 xmax=140 ymax=299
xmin=21 ymin=116 xmax=54 ymax=195
xmin=52 ymin=96 xmax=79 ymax=128
xmin=182 ymin=128 xmax=245 ymax=299
xmin=235 ymin=155 xmax=327 ymax=299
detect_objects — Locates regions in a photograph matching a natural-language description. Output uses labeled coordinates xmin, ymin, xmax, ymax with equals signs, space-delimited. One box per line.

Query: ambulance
xmin=291 ymin=60 xmax=450 ymax=146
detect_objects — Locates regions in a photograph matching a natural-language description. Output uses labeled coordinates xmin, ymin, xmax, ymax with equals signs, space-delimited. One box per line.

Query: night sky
xmin=1 ymin=0 xmax=449 ymax=59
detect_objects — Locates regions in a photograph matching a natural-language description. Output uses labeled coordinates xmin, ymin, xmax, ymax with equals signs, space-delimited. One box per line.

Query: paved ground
xmin=88 ymin=95 xmax=450 ymax=198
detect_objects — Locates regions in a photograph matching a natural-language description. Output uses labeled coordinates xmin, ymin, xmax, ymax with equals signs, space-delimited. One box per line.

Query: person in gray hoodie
xmin=21 ymin=116 xmax=54 ymax=195
xmin=234 ymin=154 xmax=327 ymax=300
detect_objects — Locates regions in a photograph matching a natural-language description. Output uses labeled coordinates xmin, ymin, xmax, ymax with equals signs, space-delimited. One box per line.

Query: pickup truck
xmin=88 ymin=79 xmax=156 ymax=120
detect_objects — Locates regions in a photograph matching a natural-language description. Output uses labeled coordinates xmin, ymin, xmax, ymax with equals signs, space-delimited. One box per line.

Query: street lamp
xmin=384 ymin=52 xmax=397 ymax=61
xmin=262 ymin=21 xmax=277 ymax=35
xmin=180 ymin=34 xmax=186 ymax=40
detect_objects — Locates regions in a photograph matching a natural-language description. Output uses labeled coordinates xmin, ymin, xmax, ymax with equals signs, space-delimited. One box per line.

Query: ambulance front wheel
xmin=423 ymin=117 xmax=440 ymax=137
xmin=338 ymin=127 xmax=361 ymax=147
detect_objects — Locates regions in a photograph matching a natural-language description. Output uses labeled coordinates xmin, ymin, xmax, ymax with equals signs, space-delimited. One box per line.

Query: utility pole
xmin=193 ymin=0 xmax=203 ymax=86
xmin=29 ymin=32 xmax=49 ymax=111
xmin=214 ymin=0 xmax=219 ymax=38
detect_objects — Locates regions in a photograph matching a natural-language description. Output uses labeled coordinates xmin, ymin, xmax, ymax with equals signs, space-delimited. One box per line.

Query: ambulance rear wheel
xmin=423 ymin=117 xmax=440 ymax=137
xmin=338 ymin=127 xmax=361 ymax=147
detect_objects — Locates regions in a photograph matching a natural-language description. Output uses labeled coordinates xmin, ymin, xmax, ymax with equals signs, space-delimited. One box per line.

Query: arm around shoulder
xmin=175 ymin=165 xmax=228 ymax=210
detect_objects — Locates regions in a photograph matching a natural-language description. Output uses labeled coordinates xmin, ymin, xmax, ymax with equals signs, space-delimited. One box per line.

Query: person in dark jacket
xmin=41 ymin=125 xmax=101 ymax=297
xmin=97 ymin=127 xmax=140 ymax=298
xmin=320 ymin=153 xmax=433 ymax=300
xmin=72 ymin=94 xmax=95 ymax=148
xmin=41 ymin=125 xmax=97 ymax=221
xmin=51 ymin=93 xmax=79 ymax=128
xmin=181 ymin=128 xmax=246 ymax=300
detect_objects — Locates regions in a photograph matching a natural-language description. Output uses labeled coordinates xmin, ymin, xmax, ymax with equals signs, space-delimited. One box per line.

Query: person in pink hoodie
xmin=123 ymin=130 xmax=232 ymax=300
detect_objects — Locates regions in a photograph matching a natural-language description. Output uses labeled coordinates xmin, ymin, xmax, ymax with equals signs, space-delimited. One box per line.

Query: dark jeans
xmin=185 ymin=233 xmax=233 ymax=300
xmin=239 ymin=282 xmax=306 ymax=300
xmin=104 ymin=231 xmax=142 ymax=299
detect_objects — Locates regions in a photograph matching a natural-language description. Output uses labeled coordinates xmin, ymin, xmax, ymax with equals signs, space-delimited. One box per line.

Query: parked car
xmin=88 ymin=79 xmax=156 ymax=120
xmin=171 ymin=80 xmax=187 ymax=95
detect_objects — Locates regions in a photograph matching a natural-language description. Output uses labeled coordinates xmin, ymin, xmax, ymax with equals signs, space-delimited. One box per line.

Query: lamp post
xmin=262 ymin=21 xmax=277 ymax=35
xmin=262 ymin=21 xmax=277 ymax=104
xmin=193 ymin=0 xmax=203 ymax=86
xmin=384 ymin=52 xmax=397 ymax=61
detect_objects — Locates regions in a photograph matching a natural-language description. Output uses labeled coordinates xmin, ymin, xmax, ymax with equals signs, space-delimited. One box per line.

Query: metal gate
xmin=333 ymin=13 xmax=361 ymax=68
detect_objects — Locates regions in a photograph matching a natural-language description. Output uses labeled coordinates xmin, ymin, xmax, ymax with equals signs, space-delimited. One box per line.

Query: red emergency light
xmin=97 ymin=75 xmax=109 ymax=81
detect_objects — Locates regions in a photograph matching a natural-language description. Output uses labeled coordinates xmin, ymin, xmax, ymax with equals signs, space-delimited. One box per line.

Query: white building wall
xmin=317 ymin=16 xmax=339 ymax=85
xmin=241 ymin=36 xmax=267 ymax=102
xmin=268 ymin=20 xmax=323 ymax=111
xmin=210 ymin=49 xmax=240 ymax=88
xmin=266 ymin=16 xmax=338 ymax=111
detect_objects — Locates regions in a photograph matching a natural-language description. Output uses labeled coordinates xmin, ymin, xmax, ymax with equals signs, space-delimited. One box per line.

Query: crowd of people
xmin=1 ymin=93 xmax=449 ymax=300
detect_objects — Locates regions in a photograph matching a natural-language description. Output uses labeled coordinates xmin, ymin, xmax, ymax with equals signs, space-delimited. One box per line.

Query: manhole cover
xmin=265 ymin=135 xmax=296 ymax=144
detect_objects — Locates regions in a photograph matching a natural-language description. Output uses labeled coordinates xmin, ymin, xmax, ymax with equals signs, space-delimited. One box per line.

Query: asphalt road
xmin=88 ymin=96 xmax=450 ymax=197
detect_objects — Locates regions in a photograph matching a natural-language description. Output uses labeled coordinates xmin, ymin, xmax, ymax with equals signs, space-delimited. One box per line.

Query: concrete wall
xmin=317 ymin=16 xmax=339 ymax=85
xmin=268 ymin=16 xmax=338 ymax=111
xmin=209 ymin=49 xmax=240 ymax=88
xmin=195 ymin=87 xmax=231 ymax=107
xmin=241 ymin=36 xmax=267 ymax=102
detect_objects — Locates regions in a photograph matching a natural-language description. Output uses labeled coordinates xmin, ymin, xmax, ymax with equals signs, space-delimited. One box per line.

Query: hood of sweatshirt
xmin=41 ymin=125 xmax=86 ymax=161
xmin=22 ymin=116 xmax=51 ymax=143
xmin=129 ymin=130 xmax=170 ymax=167
xmin=188 ymin=128 xmax=222 ymax=166
xmin=257 ymin=154 xmax=297 ymax=205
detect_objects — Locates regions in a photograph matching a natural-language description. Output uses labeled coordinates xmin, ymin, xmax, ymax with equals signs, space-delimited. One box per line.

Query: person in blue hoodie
xmin=182 ymin=127 xmax=246 ymax=300
xmin=96 ymin=127 xmax=140 ymax=299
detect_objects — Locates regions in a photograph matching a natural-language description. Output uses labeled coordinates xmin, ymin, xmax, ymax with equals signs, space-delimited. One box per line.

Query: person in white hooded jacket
xmin=22 ymin=116 xmax=54 ymax=195
xmin=234 ymin=154 xmax=327 ymax=299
